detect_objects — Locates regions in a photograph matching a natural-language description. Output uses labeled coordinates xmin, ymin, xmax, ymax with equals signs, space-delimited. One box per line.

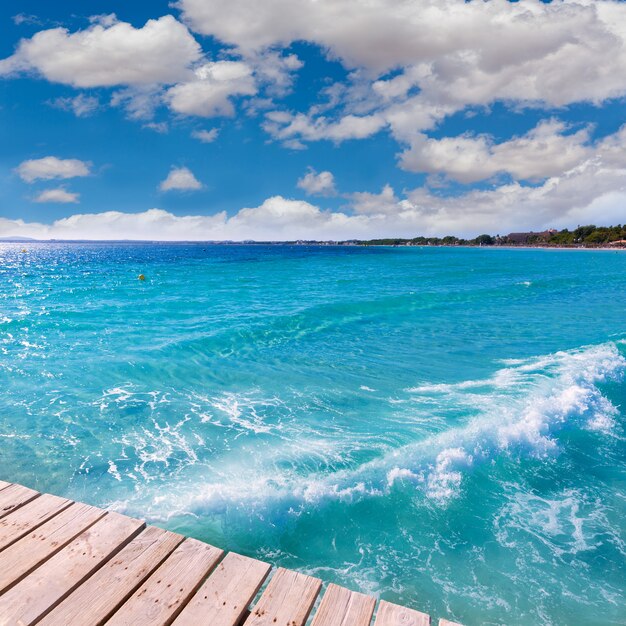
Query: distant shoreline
xmin=1 ymin=239 xmax=625 ymax=250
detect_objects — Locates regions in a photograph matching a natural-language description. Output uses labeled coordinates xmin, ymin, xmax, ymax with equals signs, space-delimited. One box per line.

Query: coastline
xmin=2 ymin=239 xmax=625 ymax=250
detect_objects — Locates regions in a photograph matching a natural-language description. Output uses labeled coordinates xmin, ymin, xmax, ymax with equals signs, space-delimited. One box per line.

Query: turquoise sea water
xmin=0 ymin=243 xmax=625 ymax=625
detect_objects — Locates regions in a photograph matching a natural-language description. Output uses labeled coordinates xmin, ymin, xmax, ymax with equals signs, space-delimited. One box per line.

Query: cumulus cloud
xmin=177 ymin=0 xmax=626 ymax=105
xmin=33 ymin=188 xmax=79 ymax=203
xmin=297 ymin=168 xmax=337 ymax=196
xmin=110 ymin=86 xmax=164 ymax=120
xmin=159 ymin=166 xmax=202 ymax=191
xmin=249 ymin=51 xmax=303 ymax=97
xmin=179 ymin=0 xmax=626 ymax=156
xmin=143 ymin=121 xmax=169 ymax=134
xmin=3 ymin=125 xmax=625 ymax=241
xmin=0 ymin=15 xmax=201 ymax=87
xmin=264 ymin=111 xmax=386 ymax=146
xmin=166 ymin=61 xmax=256 ymax=117
xmin=192 ymin=128 xmax=219 ymax=143
xmin=350 ymin=184 xmax=400 ymax=215
xmin=12 ymin=14 xmax=43 ymax=27
xmin=3 ymin=123 xmax=626 ymax=241
xmin=400 ymin=120 xmax=593 ymax=183
xmin=49 ymin=94 xmax=99 ymax=117
xmin=0 ymin=201 xmax=371 ymax=242
xmin=15 ymin=157 xmax=91 ymax=183
xmin=1 ymin=146 xmax=625 ymax=243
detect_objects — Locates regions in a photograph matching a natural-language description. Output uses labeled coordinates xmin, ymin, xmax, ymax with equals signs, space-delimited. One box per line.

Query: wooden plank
xmin=311 ymin=583 xmax=376 ymax=626
xmin=0 ymin=492 xmax=72 ymax=552
xmin=109 ymin=537 xmax=224 ymax=626
xmin=374 ymin=600 xmax=431 ymax=626
xmin=0 ymin=511 xmax=144 ymax=625
xmin=0 ymin=480 xmax=11 ymax=491
xmin=0 ymin=502 xmax=105 ymax=593
xmin=244 ymin=567 xmax=322 ymax=626
xmin=0 ymin=483 xmax=39 ymax=519
xmin=39 ymin=525 xmax=184 ymax=626
xmin=172 ymin=551 xmax=271 ymax=626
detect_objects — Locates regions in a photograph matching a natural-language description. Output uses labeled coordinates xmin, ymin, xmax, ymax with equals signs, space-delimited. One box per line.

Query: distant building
xmin=505 ymin=229 xmax=557 ymax=244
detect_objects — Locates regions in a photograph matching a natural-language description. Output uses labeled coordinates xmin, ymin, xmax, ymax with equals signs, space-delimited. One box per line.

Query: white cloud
xmin=297 ymin=168 xmax=336 ymax=196
xmin=15 ymin=157 xmax=91 ymax=183
xmin=178 ymin=0 xmax=626 ymax=156
xmin=1 ymin=149 xmax=625 ymax=242
xmin=159 ymin=166 xmax=202 ymax=191
xmin=12 ymin=13 xmax=42 ymax=26
xmin=249 ymin=51 xmax=303 ymax=97
xmin=400 ymin=120 xmax=593 ymax=183
xmin=143 ymin=121 xmax=169 ymax=134
xmin=50 ymin=94 xmax=99 ymax=117
xmin=177 ymin=0 xmax=626 ymax=107
xmin=166 ymin=61 xmax=256 ymax=117
xmin=4 ymin=125 xmax=620 ymax=240
xmin=0 ymin=15 xmax=201 ymax=87
xmin=350 ymin=184 xmax=400 ymax=215
xmin=33 ymin=188 xmax=79 ymax=203
xmin=3 ymin=123 xmax=626 ymax=241
xmin=264 ymin=111 xmax=386 ymax=145
xmin=110 ymin=86 xmax=164 ymax=120
xmin=0 ymin=201 xmax=371 ymax=242
xmin=192 ymin=128 xmax=219 ymax=143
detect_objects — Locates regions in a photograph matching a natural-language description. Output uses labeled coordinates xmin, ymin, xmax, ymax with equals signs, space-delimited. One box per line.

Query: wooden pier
xmin=0 ymin=480 xmax=462 ymax=626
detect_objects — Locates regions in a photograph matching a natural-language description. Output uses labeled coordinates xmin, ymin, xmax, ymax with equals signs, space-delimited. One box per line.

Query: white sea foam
xmin=208 ymin=392 xmax=277 ymax=434
xmin=107 ymin=460 xmax=122 ymax=482
xmin=493 ymin=487 xmax=626 ymax=558
xmin=129 ymin=340 xmax=625 ymax=519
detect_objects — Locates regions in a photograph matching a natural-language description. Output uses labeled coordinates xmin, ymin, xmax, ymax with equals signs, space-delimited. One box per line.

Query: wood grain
xmin=244 ymin=567 xmax=322 ymax=626
xmin=0 ymin=483 xmax=40 ymax=519
xmin=0 ymin=511 xmax=144 ymax=625
xmin=0 ymin=502 xmax=105 ymax=593
xmin=374 ymin=600 xmax=431 ymax=626
xmin=173 ymin=551 xmax=270 ymax=626
xmin=39 ymin=525 xmax=183 ymax=626
xmin=311 ymin=583 xmax=376 ymax=626
xmin=0 ymin=492 xmax=72 ymax=552
xmin=108 ymin=537 xmax=224 ymax=626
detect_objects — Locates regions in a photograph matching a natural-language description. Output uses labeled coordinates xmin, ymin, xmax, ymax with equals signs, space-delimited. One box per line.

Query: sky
xmin=0 ymin=0 xmax=625 ymax=241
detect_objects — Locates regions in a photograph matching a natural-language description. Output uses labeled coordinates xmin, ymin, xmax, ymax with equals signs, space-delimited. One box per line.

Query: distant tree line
xmin=356 ymin=225 xmax=626 ymax=247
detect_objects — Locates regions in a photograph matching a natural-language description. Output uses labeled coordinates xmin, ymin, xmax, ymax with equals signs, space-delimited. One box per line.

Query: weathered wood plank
xmin=244 ymin=567 xmax=322 ymax=626
xmin=39 ymin=525 xmax=183 ymax=626
xmin=0 ymin=481 xmax=11 ymax=492
xmin=0 ymin=502 xmax=105 ymax=593
xmin=311 ymin=583 xmax=376 ymax=626
xmin=0 ymin=492 xmax=72 ymax=552
xmin=374 ymin=600 xmax=431 ymax=626
xmin=0 ymin=511 xmax=144 ymax=625
xmin=172 ymin=551 xmax=271 ymax=626
xmin=0 ymin=483 xmax=39 ymax=519
xmin=108 ymin=537 xmax=224 ymax=626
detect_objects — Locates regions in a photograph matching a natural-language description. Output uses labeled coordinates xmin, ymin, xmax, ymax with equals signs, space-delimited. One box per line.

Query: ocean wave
xmin=115 ymin=340 xmax=625 ymax=520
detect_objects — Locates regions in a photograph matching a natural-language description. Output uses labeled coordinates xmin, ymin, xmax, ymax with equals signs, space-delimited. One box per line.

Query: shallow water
xmin=0 ymin=243 xmax=624 ymax=625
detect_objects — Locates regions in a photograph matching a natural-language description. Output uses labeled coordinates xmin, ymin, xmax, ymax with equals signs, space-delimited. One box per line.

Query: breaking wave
xmin=112 ymin=340 xmax=624 ymax=521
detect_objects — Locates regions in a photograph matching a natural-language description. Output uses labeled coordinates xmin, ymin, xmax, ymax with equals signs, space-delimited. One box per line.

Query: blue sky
xmin=1 ymin=0 xmax=625 ymax=240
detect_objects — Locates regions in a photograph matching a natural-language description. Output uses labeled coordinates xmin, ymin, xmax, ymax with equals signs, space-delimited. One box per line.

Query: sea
xmin=0 ymin=242 xmax=624 ymax=625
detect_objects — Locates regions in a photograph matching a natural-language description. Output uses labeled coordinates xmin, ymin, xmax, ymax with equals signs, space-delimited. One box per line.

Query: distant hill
xmin=0 ymin=236 xmax=38 ymax=242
